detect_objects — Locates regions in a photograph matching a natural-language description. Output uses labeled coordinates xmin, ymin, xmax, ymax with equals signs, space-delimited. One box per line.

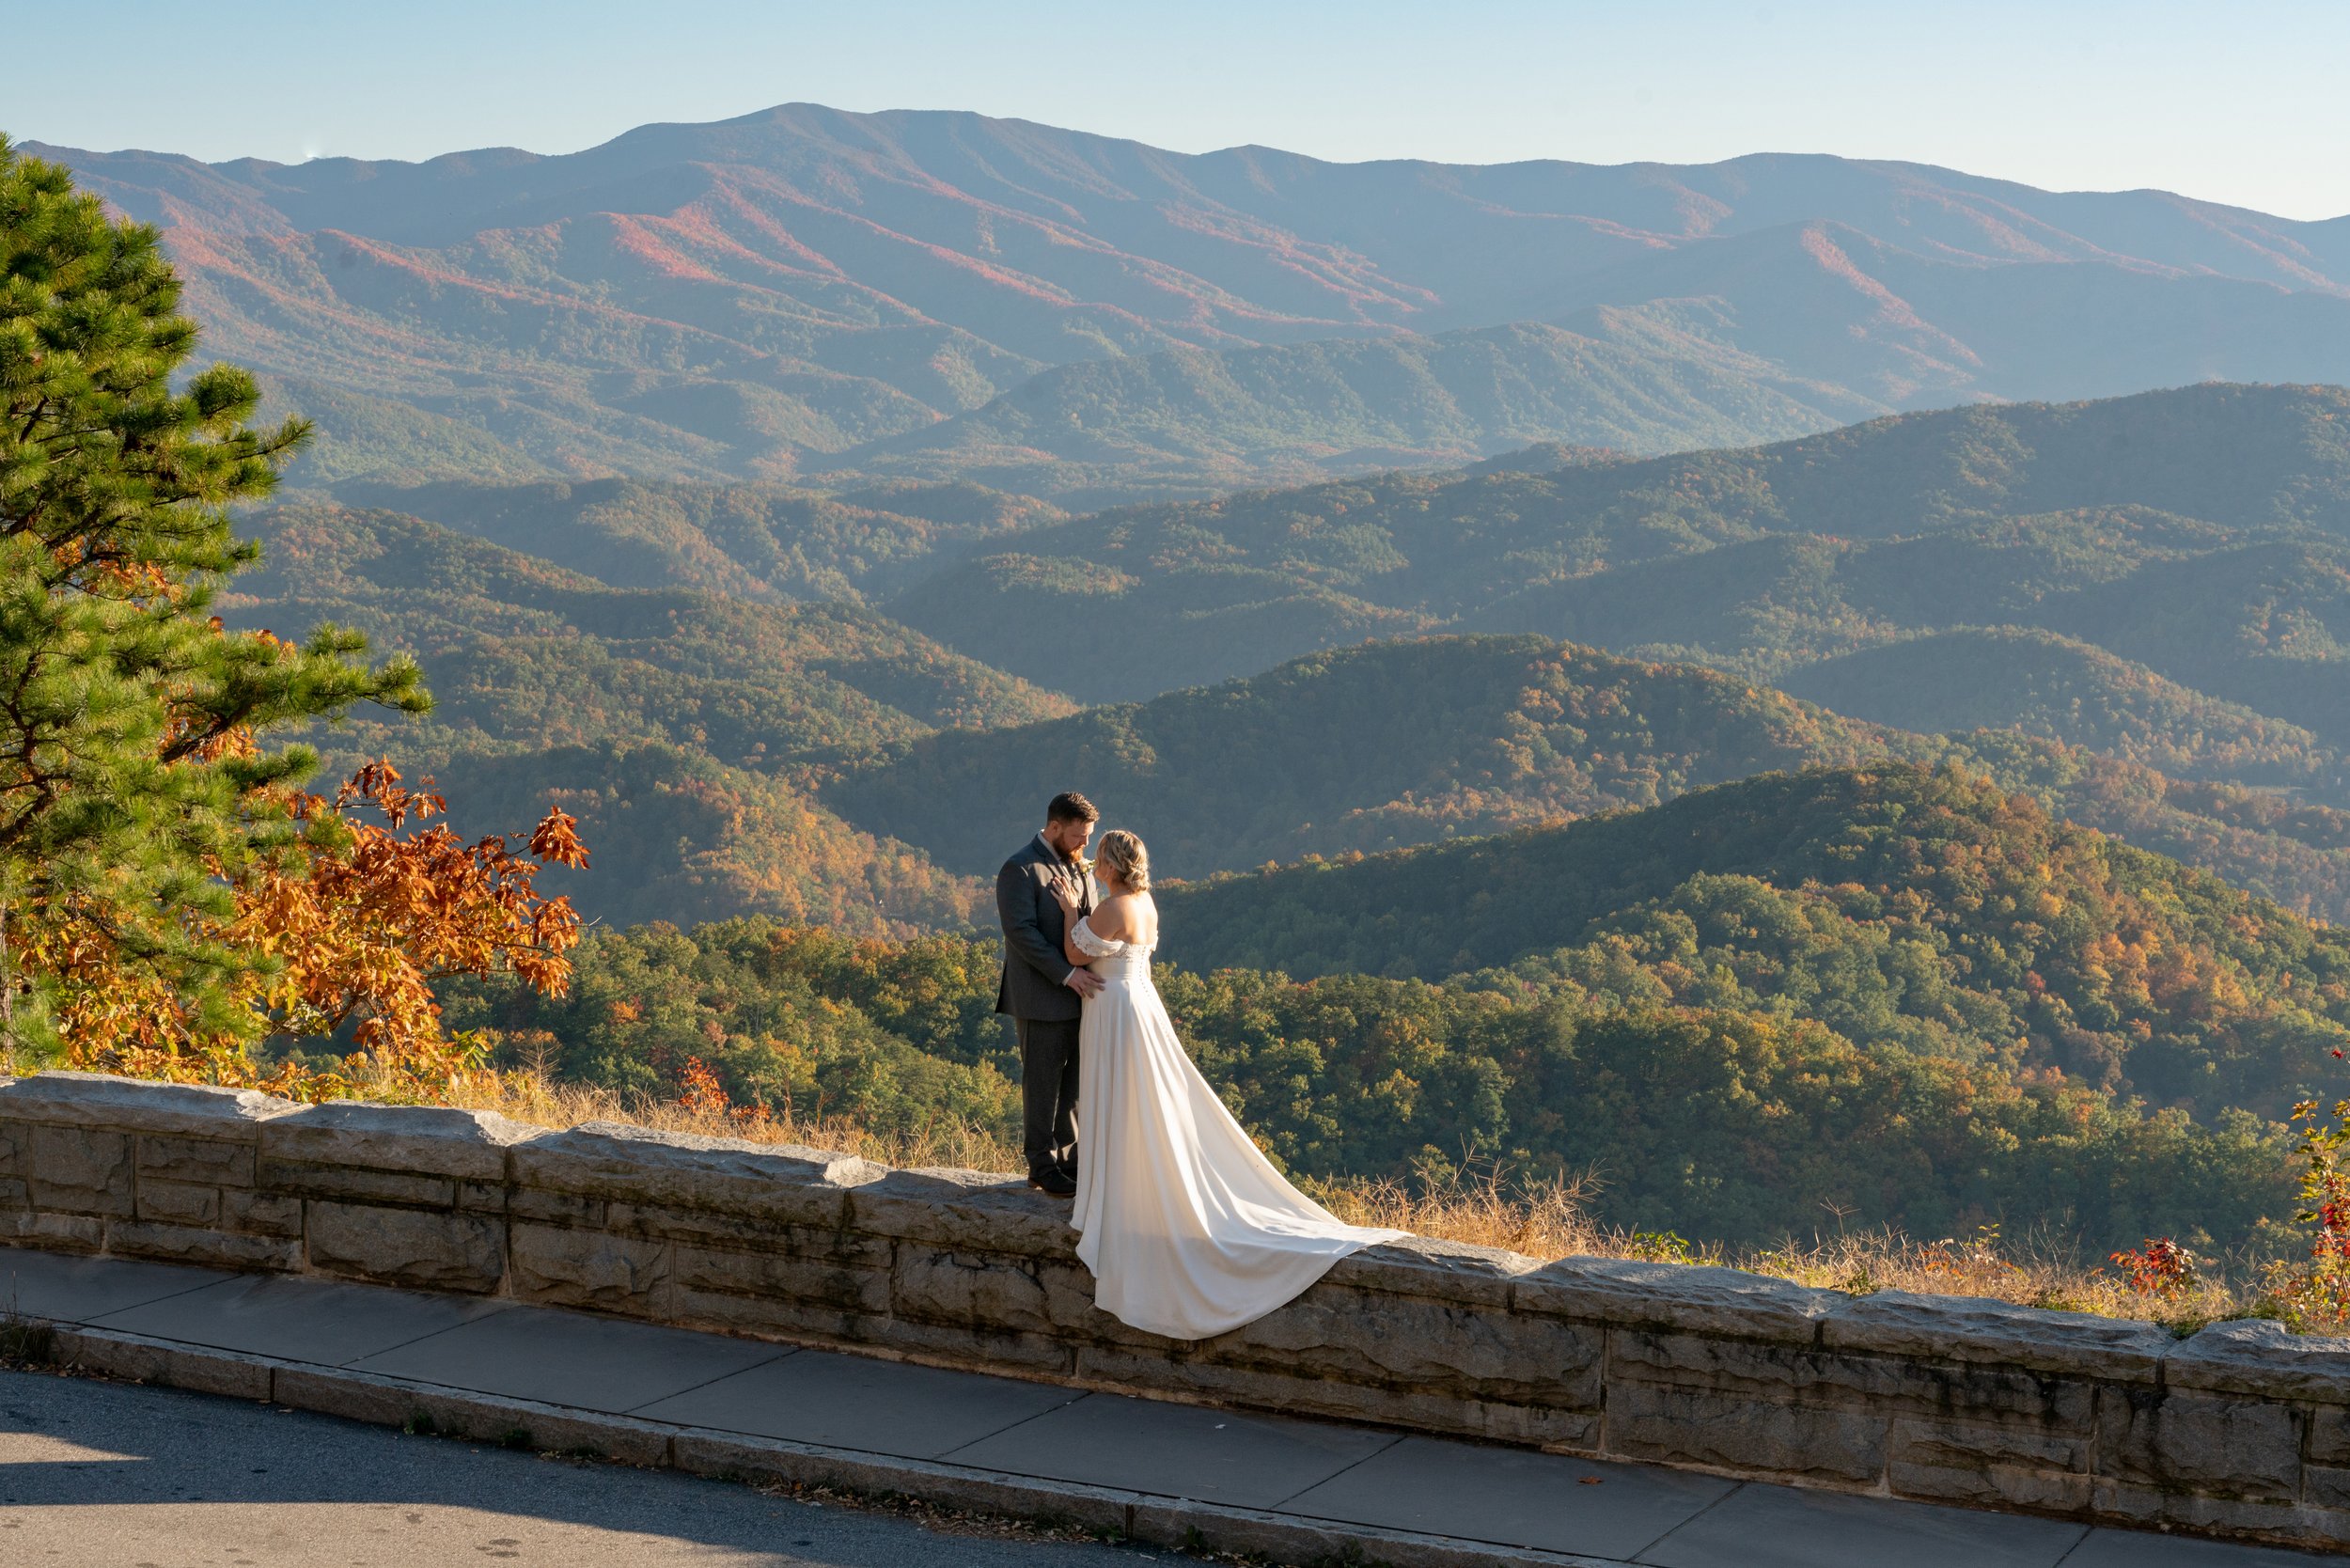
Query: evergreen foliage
xmin=0 ymin=138 xmax=422 ymax=1044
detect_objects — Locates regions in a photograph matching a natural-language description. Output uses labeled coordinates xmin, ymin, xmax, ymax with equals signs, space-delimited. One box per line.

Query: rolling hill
xmin=251 ymin=487 xmax=2350 ymax=935
xmin=1777 ymin=627 xmax=2335 ymax=788
xmin=446 ymin=800 xmax=2309 ymax=1251
xmin=822 ymin=629 xmax=2350 ymax=922
xmin=209 ymin=386 xmax=2350 ymax=934
xmin=218 ymin=505 xmax=1074 ymax=933
xmin=1480 ymin=510 xmax=2350 ymax=760
xmin=327 ymin=474 xmax=1062 ymax=605
xmin=37 ymin=108 xmax=2350 ymax=501
xmin=870 ymin=385 xmax=2350 ymax=777
xmin=824 ymin=635 xmax=1901 ymax=874
xmin=1157 ymin=763 xmax=2350 ymax=1121
xmin=806 ymin=316 xmax=1883 ymax=507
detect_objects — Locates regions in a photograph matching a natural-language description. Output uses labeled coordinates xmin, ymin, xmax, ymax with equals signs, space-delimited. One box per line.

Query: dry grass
xmin=441 ymin=1072 xmax=2268 ymax=1331
xmin=449 ymin=1070 xmax=1029 ymax=1174
xmin=1312 ymin=1170 xmax=2255 ymax=1327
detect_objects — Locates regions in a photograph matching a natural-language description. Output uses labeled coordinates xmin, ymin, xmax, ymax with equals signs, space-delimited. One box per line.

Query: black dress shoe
xmin=1028 ymin=1167 xmax=1076 ymax=1197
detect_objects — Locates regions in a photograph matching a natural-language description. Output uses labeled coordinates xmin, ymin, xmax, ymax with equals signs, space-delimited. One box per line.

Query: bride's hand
xmin=1048 ymin=876 xmax=1083 ymax=915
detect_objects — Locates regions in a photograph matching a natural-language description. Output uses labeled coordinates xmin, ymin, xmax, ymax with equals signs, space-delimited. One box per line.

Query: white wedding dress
xmin=1067 ymin=919 xmax=1408 ymax=1341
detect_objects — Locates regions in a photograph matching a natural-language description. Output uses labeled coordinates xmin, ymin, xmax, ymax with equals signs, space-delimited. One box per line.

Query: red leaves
xmin=2271 ymin=1098 xmax=2350 ymax=1329
xmin=2107 ymin=1238 xmax=2200 ymax=1300
xmin=650 ymin=1046 xmax=774 ymax=1133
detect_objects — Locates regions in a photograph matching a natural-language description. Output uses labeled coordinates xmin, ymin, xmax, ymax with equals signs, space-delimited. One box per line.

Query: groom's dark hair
xmin=1046 ymin=792 xmax=1098 ymax=824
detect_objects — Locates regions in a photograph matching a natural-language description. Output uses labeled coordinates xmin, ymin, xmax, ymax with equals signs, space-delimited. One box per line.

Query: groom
xmin=996 ymin=792 xmax=1102 ymax=1197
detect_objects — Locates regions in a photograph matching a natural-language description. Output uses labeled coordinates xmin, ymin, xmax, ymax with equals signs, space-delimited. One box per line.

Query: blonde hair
xmin=1095 ymin=829 xmax=1151 ymax=892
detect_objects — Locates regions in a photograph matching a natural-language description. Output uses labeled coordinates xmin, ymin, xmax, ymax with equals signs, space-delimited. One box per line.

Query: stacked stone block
xmin=1 ymin=1071 xmax=2343 ymax=1550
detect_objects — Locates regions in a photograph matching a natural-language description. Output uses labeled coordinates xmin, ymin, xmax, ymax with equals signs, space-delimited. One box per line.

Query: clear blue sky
xmin=17 ymin=0 xmax=2347 ymax=219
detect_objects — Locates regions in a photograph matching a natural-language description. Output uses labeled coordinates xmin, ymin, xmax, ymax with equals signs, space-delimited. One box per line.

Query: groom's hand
xmin=1066 ymin=969 xmax=1105 ymax=997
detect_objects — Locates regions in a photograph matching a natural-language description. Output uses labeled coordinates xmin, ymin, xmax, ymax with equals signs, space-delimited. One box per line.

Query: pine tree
xmin=0 ymin=133 xmax=427 ymax=1051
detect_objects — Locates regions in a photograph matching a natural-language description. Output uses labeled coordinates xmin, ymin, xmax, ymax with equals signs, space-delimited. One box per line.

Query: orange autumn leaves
xmin=248 ymin=761 xmax=588 ymax=1051
xmin=54 ymin=759 xmax=589 ymax=1102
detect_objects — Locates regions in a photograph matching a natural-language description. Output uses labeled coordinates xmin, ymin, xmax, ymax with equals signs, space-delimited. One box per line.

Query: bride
xmin=1048 ymin=830 xmax=1406 ymax=1341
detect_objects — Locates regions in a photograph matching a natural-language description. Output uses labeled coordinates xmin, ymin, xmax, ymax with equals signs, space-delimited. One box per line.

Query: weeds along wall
xmin=4 ymin=1072 xmax=2348 ymax=1551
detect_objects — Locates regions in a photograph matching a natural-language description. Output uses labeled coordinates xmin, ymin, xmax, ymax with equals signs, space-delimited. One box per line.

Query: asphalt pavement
xmin=0 ymin=1367 xmax=1150 ymax=1568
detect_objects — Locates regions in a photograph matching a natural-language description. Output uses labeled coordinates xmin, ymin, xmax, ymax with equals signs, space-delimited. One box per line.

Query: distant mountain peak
xmin=27 ymin=110 xmax=2350 ymax=501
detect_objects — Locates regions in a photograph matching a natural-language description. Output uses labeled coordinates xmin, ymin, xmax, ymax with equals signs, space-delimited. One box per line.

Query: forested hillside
xmin=331 ymin=475 xmax=1060 ymax=604
xmin=446 ymin=910 xmax=2296 ymax=1253
xmin=874 ymin=386 xmax=2350 ymax=796
xmin=1159 ymin=763 xmax=2350 ymax=1119
xmin=211 ymin=387 xmax=2350 ymax=933
xmin=198 ymin=379 xmax=2350 ymax=1260
xmin=826 ymin=635 xmax=1897 ymax=874
xmin=227 ymin=504 xmax=1071 ymax=760
xmin=218 ymin=505 xmax=1073 ymax=932
xmin=821 ymin=632 xmax=2350 ymax=920
xmin=1779 ymin=628 xmax=2333 ymax=787
xmin=815 ymin=319 xmax=1880 ymax=507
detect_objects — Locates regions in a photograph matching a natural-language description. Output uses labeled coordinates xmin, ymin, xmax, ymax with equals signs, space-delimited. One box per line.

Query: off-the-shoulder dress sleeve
xmin=1070 ymin=919 xmax=1126 ymax=958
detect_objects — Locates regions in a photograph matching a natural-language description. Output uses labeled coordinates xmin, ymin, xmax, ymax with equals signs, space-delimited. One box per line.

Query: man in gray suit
xmin=997 ymin=792 xmax=1101 ymax=1196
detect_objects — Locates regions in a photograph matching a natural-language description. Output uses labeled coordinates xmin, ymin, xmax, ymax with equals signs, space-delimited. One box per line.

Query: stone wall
xmin=3 ymin=1072 xmax=2346 ymax=1550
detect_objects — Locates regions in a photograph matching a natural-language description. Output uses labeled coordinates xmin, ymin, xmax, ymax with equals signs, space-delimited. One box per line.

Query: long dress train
xmin=1067 ymin=923 xmax=1407 ymax=1341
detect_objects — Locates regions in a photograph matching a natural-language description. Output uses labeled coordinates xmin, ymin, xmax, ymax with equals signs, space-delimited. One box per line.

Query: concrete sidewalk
xmin=0 ymin=1245 xmax=2324 ymax=1568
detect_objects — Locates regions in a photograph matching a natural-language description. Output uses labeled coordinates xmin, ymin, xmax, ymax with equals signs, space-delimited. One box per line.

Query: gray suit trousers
xmin=1016 ymin=1014 xmax=1080 ymax=1177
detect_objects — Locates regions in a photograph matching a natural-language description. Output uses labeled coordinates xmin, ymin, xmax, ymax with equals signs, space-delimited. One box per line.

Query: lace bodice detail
xmin=1069 ymin=919 xmax=1122 ymax=958
xmin=1072 ymin=917 xmax=1155 ymax=971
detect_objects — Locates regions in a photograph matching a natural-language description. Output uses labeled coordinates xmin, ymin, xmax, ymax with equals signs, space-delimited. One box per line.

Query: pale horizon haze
xmin=12 ymin=0 xmax=2348 ymax=221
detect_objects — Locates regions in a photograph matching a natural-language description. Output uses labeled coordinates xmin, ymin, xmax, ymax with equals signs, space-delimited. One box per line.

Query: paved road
xmin=0 ymin=1368 xmax=1150 ymax=1568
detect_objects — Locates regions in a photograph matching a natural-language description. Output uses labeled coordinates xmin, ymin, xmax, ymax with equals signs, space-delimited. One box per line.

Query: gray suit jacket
xmin=995 ymin=836 xmax=1099 ymax=1022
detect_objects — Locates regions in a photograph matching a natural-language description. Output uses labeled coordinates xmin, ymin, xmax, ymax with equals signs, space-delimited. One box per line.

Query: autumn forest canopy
xmin=15 ymin=121 xmax=2350 ymax=1288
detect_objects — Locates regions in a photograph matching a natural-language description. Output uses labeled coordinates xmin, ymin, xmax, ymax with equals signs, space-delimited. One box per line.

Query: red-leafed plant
xmin=2107 ymin=1237 xmax=2201 ymax=1301
xmin=2268 ymin=1099 xmax=2350 ymax=1330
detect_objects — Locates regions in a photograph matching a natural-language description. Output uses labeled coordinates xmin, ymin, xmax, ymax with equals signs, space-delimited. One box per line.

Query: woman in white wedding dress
xmin=1048 ymin=830 xmax=1407 ymax=1341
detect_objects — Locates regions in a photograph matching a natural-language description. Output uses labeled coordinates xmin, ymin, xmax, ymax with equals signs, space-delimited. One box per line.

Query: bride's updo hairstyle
xmin=1096 ymin=829 xmax=1151 ymax=892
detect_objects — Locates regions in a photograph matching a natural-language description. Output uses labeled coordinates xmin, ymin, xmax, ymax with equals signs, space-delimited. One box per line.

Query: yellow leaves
xmin=49 ymin=759 xmax=588 ymax=1103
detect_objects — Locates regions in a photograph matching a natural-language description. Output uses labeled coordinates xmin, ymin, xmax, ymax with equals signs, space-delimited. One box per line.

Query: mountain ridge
xmin=870 ymin=383 xmax=2350 ymax=705
xmin=34 ymin=108 xmax=2350 ymax=500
